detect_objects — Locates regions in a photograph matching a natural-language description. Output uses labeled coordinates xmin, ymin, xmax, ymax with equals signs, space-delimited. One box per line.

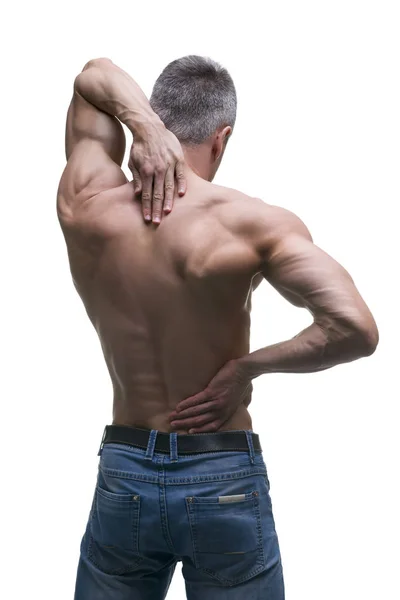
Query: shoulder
xmin=58 ymin=180 xmax=136 ymax=240
xmin=209 ymin=188 xmax=312 ymax=250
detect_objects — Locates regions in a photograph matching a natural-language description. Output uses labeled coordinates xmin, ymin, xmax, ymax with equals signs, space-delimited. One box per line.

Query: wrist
xmin=129 ymin=113 xmax=165 ymax=141
xmin=235 ymin=356 xmax=255 ymax=383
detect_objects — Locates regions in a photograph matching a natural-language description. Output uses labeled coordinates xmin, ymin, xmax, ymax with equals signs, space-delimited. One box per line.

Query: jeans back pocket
xmin=88 ymin=485 xmax=142 ymax=575
xmin=186 ymin=490 xmax=265 ymax=585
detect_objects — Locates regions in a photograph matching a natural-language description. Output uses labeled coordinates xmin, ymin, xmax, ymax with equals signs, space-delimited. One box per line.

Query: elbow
xmin=360 ymin=323 xmax=379 ymax=356
xmin=322 ymin=313 xmax=379 ymax=362
xmin=74 ymin=58 xmax=113 ymax=95
xmin=351 ymin=319 xmax=379 ymax=358
xmin=82 ymin=57 xmax=113 ymax=72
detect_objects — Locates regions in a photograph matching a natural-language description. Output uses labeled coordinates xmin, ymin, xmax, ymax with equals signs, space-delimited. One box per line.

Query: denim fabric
xmin=74 ymin=431 xmax=285 ymax=599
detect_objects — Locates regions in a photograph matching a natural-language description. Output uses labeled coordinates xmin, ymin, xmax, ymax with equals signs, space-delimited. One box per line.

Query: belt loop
xmin=97 ymin=425 xmax=108 ymax=456
xmin=245 ymin=430 xmax=255 ymax=465
xmin=145 ymin=429 xmax=158 ymax=461
xmin=170 ymin=432 xmax=178 ymax=462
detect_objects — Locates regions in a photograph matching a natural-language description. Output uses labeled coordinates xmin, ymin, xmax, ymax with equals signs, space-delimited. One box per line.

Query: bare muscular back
xmin=59 ymin=172 xmax=262 ymax=432
xmin=58 ymin=59 xmax=378 ymax=434
xmin=57 ymin=58 xmax=379 ymax=431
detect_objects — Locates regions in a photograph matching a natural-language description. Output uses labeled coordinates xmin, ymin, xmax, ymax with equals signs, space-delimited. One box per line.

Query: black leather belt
xmin=99 ymin=425 xmax=261 ymax=455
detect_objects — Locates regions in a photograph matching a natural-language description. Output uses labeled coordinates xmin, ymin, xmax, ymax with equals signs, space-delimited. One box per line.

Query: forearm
xmin=237 ymin=320 xmax=376 ymax=381
xmin=74 ymin=57 xmax=163 ymax=138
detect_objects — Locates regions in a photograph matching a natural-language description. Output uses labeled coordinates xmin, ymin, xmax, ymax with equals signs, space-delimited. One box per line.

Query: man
xmin=57 ymin=56 xmax=379 ymax=600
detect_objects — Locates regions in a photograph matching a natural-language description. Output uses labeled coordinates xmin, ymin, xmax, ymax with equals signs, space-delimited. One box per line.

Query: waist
xmin=99 ymin=424 xmax=261 ymax=456
xmin=112 ymin=402 xmax=253 ymax=434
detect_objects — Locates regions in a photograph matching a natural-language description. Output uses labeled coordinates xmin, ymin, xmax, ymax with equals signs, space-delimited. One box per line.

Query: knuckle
xmin=141 ymin=165 xmax=153 ymax=177
xmin=152 ymin=193 xmax=164 ymax=202
xmin=141 ymin=192 xmax=151 ymax=202
xmin=164 ymin=182 xmax=174 ymax=191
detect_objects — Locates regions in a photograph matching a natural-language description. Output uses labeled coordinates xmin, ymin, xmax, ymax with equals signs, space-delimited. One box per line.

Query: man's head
xmin=150 ymin=55 xmax=237 ymax=181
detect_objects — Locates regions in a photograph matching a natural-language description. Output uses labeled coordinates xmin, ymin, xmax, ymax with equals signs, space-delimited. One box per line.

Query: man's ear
xmin=213 ymin=126 xmax=232 ymax=161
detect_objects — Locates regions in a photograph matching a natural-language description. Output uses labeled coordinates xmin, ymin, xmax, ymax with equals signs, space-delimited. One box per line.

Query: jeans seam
xmin=100 ymin=467 xmax=159 ymax=483
xmin=158 ymin=457 xmax=176 ymax=553
xmin=100 ymin=466 xmax=267 ymax=485
xmin=186 ymin=501 xmax=200 ymax=569
xmin=166 ymin=469 xmax=267 ymax=485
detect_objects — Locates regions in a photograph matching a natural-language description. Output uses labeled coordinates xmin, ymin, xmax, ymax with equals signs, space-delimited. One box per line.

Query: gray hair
xmin=150 ymin=55 xmax=237 ymax=146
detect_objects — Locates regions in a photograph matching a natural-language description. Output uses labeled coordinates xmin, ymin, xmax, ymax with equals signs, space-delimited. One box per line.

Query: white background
xmin=2 ymin=1 xmax=398 ymax=598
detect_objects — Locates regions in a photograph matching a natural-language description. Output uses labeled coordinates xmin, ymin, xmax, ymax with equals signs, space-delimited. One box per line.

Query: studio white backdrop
xmin=1 ymin=1 xmax=398 ymax=599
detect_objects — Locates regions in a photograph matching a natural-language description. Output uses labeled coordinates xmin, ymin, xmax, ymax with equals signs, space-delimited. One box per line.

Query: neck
xmin=182 ymin=143 xmax=213 ymax=181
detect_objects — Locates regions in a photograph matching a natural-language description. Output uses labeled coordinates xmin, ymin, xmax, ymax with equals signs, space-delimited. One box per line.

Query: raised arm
xmin=237 ymin=203 xmax=379 ymax=378
xmin=57 ymin=58 xmax=186 ymax=225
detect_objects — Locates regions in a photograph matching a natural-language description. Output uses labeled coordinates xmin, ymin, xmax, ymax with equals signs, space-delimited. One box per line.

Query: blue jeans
xmin=74 ymin=430 xmax=285 ymax=599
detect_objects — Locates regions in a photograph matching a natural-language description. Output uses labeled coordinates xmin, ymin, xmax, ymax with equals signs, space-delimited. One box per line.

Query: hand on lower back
xmin=169 ymin=359 xmax=253 ymax=433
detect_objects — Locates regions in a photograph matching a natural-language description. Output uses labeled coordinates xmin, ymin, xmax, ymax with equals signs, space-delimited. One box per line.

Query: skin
xmin=57 ymin=58 xmax=379 ymax=434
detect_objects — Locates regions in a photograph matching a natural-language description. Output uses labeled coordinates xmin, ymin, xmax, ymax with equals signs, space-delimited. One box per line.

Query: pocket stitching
xmin=87 ymin=486 xmax=143 ymax=575
xmin=186 ymin=492 xmax=265 ymax=585
xmin=96 ymin=485 xmax=137 ymax=502
xmin=87 ymin=534 xmax=143 ymax=575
